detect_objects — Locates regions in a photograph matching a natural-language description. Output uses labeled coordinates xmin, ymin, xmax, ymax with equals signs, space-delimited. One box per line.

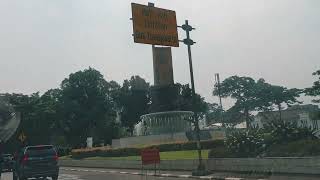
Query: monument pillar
xmin=150 ymin=46 xmax=179 ymax=113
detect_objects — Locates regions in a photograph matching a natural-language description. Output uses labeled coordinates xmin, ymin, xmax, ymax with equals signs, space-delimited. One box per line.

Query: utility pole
xmin=179 ymin=20 xmax=207 ymax=175
xmin=215 ymin=73 xmax=224 ymax=124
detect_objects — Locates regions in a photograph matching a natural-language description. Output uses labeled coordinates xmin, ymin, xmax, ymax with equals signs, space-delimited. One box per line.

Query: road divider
xmin=59 ymin=157 xmax=320 ymax=175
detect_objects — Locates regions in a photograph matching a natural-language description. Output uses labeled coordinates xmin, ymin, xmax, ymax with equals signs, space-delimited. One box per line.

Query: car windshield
xmin=0 ymin=1 xmax=319 ymax=180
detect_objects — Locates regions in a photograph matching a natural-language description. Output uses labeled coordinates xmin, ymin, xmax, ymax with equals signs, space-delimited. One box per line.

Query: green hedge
xmin=265 ymin=139 xmax=320 ymax=157
xmin=208 ymin=146 xmax=235 ymax=158
xmin=71 ymin=140 xmax=224 ymax=159
xmin=208 ymin=139 xmax=320 ymax=158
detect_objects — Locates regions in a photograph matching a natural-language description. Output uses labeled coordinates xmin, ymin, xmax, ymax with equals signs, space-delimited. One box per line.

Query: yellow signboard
xmin=18 ymin=132 xmax=26 ymax=142
xmin=131 ymin=3 xmax=179 ymax=47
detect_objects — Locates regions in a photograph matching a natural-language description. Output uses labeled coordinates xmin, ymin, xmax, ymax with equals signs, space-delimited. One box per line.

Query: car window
xmin=25 ymin=146 xmax=56 ymax=157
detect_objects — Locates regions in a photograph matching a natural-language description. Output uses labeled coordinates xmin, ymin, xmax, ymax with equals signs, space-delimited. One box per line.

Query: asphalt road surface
xmin=1 ymin=168 xmax=320 ymax=180
xmin=1 ymin=170 xmax=200 ymax=180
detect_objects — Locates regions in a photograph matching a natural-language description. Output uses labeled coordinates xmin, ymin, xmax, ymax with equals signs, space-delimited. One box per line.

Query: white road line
xmin=160 ymin=173 xmax=173 ymax=177
xmin=199 ymin=176 xmax=214 ymax=179
xmin=58 ymin=173 xmax=84 ymax=180
xmin=178 ymin=175 xmax=192 ymax=178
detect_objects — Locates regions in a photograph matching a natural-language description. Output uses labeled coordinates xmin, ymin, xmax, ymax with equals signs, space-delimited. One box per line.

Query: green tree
xmin=175 ymin=84 xmax=208 ymax=121
xmin=213 ymin=76 xmax=302 ymax=127
xmin=213 ymin=76 xmax=260 ymax=128
xmin=254 ymin=79 xmax=302 ymax=121
xmin=7 ymin=93 xmax=56 ymax=145
xmin=59 ymin=67 xmax=119 ymax=147
xmin=205 ymin=103 xmax=221 ymax=124
xmin=267 ymin=86 xmax=301 ymax=121
xmin=116 ymin=76 xmax=150 ymax=136
xmin=305 ymin=70 xmax=320 ymax=103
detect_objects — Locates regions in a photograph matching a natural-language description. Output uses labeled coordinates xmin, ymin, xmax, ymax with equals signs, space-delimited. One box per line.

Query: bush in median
xmin=71 ymin=140 xmax=224 ymax=159
xmin=265 ymin=139 xmax=320 ymax=157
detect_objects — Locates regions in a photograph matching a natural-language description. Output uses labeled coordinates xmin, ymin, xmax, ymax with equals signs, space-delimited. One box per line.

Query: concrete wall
xmin=112 ymin=132 xmax=188 ymax=148
xmin=59 ymin=157 xmax=320 ymax=175
xmin=207 ymin=157 xmax=320 ymax=175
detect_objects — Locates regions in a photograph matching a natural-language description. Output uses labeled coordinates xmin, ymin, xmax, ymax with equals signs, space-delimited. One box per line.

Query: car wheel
xmin=52 ymin=175 xmax=58 ymax=180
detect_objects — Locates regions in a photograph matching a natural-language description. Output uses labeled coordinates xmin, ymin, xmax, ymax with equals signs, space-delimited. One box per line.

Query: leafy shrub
xmin=264 ymin=120 xmax=317 ymax=145
xmin=208 ymin=120 xmax=319 ymax=158
xmin=208 ymin=146 xmax=235 ymax=158
xmin=71 ymin=147 xmax=141 ymax=159
xmin=185 ymin=130 xmax=212 ymax=141
xmin=265 ymin=139 xmax=320 ymax=157
xmin=56 ymin=146 xmax=72 ymax=157
xmin=209 ymin=139 xmax=320 ymax=158
xmin=225 ymin=129 xmax=265 ymax=157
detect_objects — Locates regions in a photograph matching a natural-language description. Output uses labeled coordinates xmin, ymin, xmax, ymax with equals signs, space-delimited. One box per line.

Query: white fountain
xmin=137 ymin=111 xmax=193 ymax=136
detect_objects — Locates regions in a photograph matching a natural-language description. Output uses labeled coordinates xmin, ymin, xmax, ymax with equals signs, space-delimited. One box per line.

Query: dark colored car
xmin=2 ymin=154 xmax=14 ymax=172
xmin=13 ymin=145 xmax=59 ymax=180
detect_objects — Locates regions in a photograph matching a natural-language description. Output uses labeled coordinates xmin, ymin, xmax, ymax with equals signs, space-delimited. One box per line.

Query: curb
xmin=61 ymin=168 xmax=246 ymax=180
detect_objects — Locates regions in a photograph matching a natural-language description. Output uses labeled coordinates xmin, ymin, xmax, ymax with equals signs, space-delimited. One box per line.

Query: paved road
xmin=1 ymin=167 xmax=320 ymax=180
xmin=1 ymin=170 xmax=201 ymax=180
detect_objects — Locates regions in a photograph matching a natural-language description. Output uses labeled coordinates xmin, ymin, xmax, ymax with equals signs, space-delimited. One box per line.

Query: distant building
xmin=251 ymin=104 xmax=320 ymax=130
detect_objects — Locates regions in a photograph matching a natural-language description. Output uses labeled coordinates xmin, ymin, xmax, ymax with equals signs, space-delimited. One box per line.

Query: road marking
xmin=58 ymin=174 xmax=84 ymax=180
xmin=200 ymin=176 xmax=213 ymax=179
xmin=178 ymin=175 xmax=192 ymax=178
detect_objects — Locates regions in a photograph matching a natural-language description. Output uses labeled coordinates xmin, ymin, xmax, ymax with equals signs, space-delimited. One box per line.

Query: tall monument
xmin=131 ymin=3 xmax=193 ymax=136
xmin=150 ymin=46 xmax=179 ymax=112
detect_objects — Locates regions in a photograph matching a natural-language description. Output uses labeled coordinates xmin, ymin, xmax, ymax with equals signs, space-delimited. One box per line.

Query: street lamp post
xmin=179 ymin=20 xmax=207 ymax=175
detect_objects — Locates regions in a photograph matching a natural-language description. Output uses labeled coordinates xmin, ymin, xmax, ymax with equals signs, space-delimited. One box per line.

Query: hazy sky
xmin=0 ymin=0 xmax=319 ymax=107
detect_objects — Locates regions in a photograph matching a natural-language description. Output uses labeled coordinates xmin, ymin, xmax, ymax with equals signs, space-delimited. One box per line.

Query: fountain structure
xmin=111 ymin=47 xmax=197 ymax=148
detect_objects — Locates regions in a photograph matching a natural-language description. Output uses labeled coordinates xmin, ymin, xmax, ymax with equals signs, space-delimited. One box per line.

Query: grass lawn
xmin=63 ymin=150 xmax=209 ymax=161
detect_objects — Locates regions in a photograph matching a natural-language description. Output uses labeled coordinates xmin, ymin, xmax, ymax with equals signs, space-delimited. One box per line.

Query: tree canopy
xmin=116 ymin=76 xmax=150 ymax=136
xmin=175 ymin=83 xmax=208 ymax=121
xmin=305 ymin=70 xmax=320 ymax=103
xmin=213 ymin=75 xmax=302 ymax=127
xmin=212 ymin=76 xmax=261 ymax=127
xmin=59 ymin=68 xmax=119 ymax=147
